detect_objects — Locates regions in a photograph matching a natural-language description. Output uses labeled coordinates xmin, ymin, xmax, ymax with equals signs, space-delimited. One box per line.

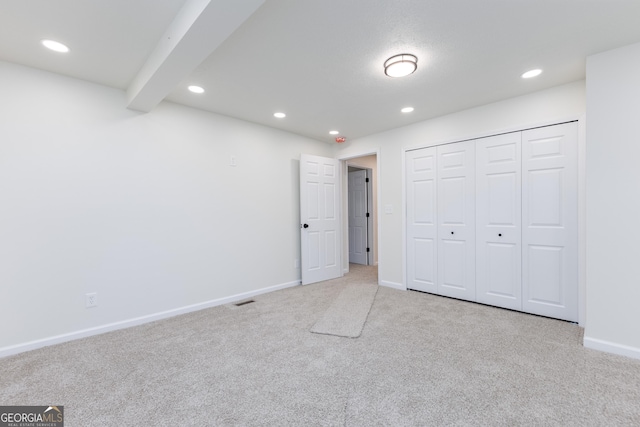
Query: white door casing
xmin=365 ymin=169 xmax=374 ymax=266
xmin=476 ymin=132 xmax=522 ymax=310
xmin=437 ymin=141 xmax=476 ymax=301
xmin=406 ymin=147 xmax=438 ymax=293
xmin=348 ymin=169 xmax=368 ymax=265
xmin=300 ymin=154 xmax=342 ymax=285
xmin=521 ymin=123 xmax=578 ymax=321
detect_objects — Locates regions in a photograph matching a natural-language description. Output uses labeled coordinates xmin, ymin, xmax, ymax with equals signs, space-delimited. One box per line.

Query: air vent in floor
xmin=234 ymin=299 xmax=255 ymax=307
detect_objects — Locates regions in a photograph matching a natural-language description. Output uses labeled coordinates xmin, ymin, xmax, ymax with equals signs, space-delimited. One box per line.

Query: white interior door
xmin=522 ymin=123 xmax=578 ymax=321
xmin=437 ymin=141 xmax=476 ymax=301
xmin=476 ymin=132 xmax=522 ymax=310
xmin=406 ymin=147 xmax=438 ymax=293
xmin=365 ymin=169 xmax=374 ymax=266
xmin=348 ymin=169 xmax=368 ymax=265
xmin=300 ymin=154 xmax=342 ymax=285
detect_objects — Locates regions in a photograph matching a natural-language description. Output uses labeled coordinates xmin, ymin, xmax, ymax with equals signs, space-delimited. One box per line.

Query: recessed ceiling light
xmin=384 ymin=53 xmax=418 ymax=78
xmin=188 ymin=85 xmax=205 ymax=94
xmin=329 ymin=130 xmax=339 ymax=135
xmin=274 ymin=112 xmax=286 ymax=118
xmin=522 ymin=69 xmax=542 ymax=79
xmin=41 ymin=39 xmax=69 ymax=53
xmin=401 ymin=107 xmax=414 ymax=113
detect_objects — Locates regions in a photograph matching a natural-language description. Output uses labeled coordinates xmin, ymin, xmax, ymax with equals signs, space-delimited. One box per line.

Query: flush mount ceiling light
xmin=188 ymin=85 xmax=205 ymax=94
xmin=41 ymin=39 xmax=69 ymax=53
xmin=522 ymin=69 xmax=542 ymax=79
xmin=384 ymin=53 xmax=418 ymax=77
xmin=329 ymin=130 xmax=339 ymax=135
xmin=274 ymin=112 xmax=286 ymax=118
xmin=401 ymin=107 xmax=414 ymax=113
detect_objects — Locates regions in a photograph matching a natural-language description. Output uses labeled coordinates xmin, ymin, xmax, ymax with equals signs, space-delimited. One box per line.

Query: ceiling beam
xmin=126 ymin=0 xmax=264 ymax=112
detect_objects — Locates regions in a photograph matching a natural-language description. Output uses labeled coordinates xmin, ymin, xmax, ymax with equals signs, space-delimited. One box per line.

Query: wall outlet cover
xmin=85 ymin=293 xmax=97 ymax=308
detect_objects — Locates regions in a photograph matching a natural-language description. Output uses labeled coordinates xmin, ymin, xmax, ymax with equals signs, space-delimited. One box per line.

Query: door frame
xmin=338 ymin=149 xmax=381 ymax=277
xmin=365 ymin=168 xmax=374 ymax=265
xmin=401 ymin=116 xmax=586 ymax=326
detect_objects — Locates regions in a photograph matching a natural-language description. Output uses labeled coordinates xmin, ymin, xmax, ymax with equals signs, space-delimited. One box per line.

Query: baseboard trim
xmin=379 ymin=280 xmax=405 ymax=291
xmin=0 ymin=280 xmax=301 ymax=359
xmin=583 ymin=336 xmax=640 ymax=360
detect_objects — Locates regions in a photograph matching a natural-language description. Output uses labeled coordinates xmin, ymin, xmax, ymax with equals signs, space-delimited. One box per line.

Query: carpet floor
xmin=310 ymin=281 xmax=378 ymax=338
xmin=1 ymin=264 xmax=640 ymax=426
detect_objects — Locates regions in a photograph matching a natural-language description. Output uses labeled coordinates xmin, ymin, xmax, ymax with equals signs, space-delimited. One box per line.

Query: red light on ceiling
xmin=335 ymin=137 xmax=346 ymax=143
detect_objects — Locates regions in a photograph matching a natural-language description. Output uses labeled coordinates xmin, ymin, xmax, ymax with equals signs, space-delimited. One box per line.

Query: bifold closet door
xmin=406 ymin=147 xmax=437 ymax=293
xmin=437 ymin=141 xmax=475 ymax=301
xmin=522 ymin=122 xmax=578 ymax=322
xmin=475 ymin=132 xmax=522 ymax=310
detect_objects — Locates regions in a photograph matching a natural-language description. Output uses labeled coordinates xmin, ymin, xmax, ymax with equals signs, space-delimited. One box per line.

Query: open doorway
xmin=341 ymin=153 xmax=378 ymax=272
xmin=348 ymin=166 xmax=372 ymax=265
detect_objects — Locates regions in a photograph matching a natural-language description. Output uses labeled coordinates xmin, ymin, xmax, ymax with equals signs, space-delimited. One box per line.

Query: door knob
xmin=303 ymin=223 xmax=309 ymax=228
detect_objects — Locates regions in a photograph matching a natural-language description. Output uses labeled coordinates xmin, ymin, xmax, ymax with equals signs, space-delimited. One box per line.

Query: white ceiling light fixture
xmin=401 ymin=107 xmax=414 ymax=113
xmin=384 ymin=53 xmax=418 ymax=77
xmin=188 ymin=85 xmax=205 ymax=94
xmin=274 ymin=112 xmax=286 ymax=118
xmin=521 ymin=69 xmax=542 ymax=79
xmin=329 ymin=130 xmax=339 ymax=135
xmin=41 ymin=39 xmax=69 ymax=53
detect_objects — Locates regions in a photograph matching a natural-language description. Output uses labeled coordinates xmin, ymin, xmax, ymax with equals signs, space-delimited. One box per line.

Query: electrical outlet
xmin=85 ymin=293 xmax=97 ymax=308
xmin=294 ymin=258 xmax=300 ymax=269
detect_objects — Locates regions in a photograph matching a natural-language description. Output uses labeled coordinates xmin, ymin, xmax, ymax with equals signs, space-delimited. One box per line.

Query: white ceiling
xmin=2 ymin=0 xmax=640 ymax=143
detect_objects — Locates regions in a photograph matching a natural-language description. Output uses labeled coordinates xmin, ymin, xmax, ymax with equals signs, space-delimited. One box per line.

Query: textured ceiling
xmin=2 ymin=0 xmax=640 ymax=143
xmin=0 ymin=0 xmax=188 ymax=89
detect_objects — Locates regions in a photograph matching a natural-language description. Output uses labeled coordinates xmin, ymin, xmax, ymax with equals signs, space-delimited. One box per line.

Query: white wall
xmin=0 ymin=61 xmax=332 ymax=355
xmin=584 ymin=42 xmax=640 ymax=358
xmin=334 ymin=81 xmax=586 ymax=290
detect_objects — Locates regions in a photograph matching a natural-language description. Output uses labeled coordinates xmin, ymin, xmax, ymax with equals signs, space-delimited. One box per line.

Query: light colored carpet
xmin=1 ymin=263 xmax=640 ymax=426
xmin=310 ymin=282 xmax=378 ymax=338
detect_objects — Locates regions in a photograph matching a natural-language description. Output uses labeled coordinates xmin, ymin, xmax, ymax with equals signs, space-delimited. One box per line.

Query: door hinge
xmin=366 ymin=178 xmax=370 ymax=183
xmin=366 ymin=212 xmax=370 ymax=218
xmin=366 ymin=248 xmax=370 ymax=252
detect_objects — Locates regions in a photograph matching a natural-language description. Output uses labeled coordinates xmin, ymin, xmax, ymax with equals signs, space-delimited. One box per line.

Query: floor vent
xmin=234 ymin=299 xmax=255 ymax=307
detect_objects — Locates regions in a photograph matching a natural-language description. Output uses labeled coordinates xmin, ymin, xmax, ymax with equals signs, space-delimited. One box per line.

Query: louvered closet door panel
xmin=476 ymin=132 xmax=522 ymax=310
xmin=522 ymin=122 xmax=578 ymax=322
xmin=437 ymin=141 xmax=475 ymax=301
xmin=406 ymin=147 xmax=438 ymax=293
